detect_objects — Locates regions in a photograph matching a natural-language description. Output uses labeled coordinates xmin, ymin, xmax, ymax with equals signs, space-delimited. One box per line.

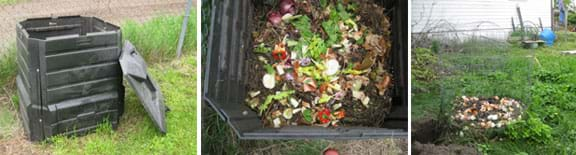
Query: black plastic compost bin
xmin=203 ymin=0 xmax=408 ymax=139
xmin=16 ymin=16 xmax=167 ymax=141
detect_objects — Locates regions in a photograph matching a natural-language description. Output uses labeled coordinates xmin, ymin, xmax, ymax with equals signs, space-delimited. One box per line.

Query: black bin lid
xmin=119 ymin=41 xmax=168 ymax=134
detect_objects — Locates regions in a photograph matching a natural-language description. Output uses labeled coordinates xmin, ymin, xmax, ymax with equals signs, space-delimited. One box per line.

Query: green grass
xmin=412 ymin=32 xmax=576 ymax=154
xmin=0 ymin=45 xmax=17 ymax=89
xmin=51 ymin=54 xmax=197 ymax=154
xmin=0 ymin=44 xmax=18 ymax=140
xmin=122 ymin=12 xmax=197 ymax=63
xmin=0 ymin=0 xmax=24 ymax=5
xmin=485 ymin=37 xmax=576 ymax=154
xmin=47 ymin=12 xmax=198 ymax=154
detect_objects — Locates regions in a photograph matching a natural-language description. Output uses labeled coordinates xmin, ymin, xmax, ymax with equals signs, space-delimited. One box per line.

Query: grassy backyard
xmin=412 ymin=33 xmax=576 ymax=154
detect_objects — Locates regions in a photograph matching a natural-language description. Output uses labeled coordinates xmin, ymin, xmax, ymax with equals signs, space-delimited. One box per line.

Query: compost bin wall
xmin=203 ymin=0 xmax=408 ymax=139
xmin=16 ymin=16 xmax=124 ymax=141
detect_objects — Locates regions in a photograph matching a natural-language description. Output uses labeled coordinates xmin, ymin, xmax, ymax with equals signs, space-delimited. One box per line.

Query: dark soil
xmin=412 ymin=118 xmax=479 ymax=155
xmin=412 ymin=142 xmax=478 ymax=155
xmin=245 ymin=0 xmax=393 ymax=128
xmin=412 ymin=118 xmax=444 ymax=144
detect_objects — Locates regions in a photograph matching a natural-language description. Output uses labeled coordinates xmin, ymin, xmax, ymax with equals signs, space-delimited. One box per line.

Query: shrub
xmin=505 ymin=115 xmax=553 ymax=144
xmin=411 ymin=47 xmax=438 ymax=93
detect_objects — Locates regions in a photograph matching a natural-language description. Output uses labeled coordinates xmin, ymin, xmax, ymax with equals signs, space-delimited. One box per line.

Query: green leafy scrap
xmin=286 ymin=39 xmax=299 ymax=47
xmin=291 ymin=15 xmax=313 ymax=39
xmin=302 ymin=109 xmax=313 ymax=123
xmin=300 ymin=66 xmax=323 ymax=80
xmin=336 ymin=3 xmax=352 ymax=21
xmin=343 ymin=69 xmax=368 ymax=75
xmin=322 ymin=20 xmax=340 ymax=46
xmin=318 ymin=94 xmax=332 ymax=104
xmin=259 ymin=90 xmax=296 ymax=114
xmin=254 ymin=43 xmax=271 ymax=54
xmin=320 ymin=0 xmax=328 ymax=8
xmin=308 ymin=36 xmax=327 ymax=60
xmin=347 ymin=2 xmax=358 ymax=11
xmin=264 ymin=64 xmax=276 ymax=75
xmin=290 ymin=15 xmax=316 ymax=59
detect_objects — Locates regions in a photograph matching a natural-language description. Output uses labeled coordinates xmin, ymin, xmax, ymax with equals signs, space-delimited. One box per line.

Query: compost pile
xmin=245 ymin=0 xmax=392 ymax=128
xmin=451 ymin=96 xmax=523 ymax=130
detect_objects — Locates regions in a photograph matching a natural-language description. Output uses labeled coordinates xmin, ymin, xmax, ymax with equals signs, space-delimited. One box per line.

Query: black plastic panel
xmin=119 ymin=41 xmax=167 ymax=134
xmin=16 ymin=16 xmax=124 ymax=141
xmin=203 ymin=0 xmax=408 ymax=139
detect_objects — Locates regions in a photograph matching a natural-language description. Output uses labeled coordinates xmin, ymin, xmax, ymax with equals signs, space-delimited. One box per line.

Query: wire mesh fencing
xmin=0 ymin=0 xmax=190 ymax=53
xmin=412 ymin=28 xmax=534 ymax=122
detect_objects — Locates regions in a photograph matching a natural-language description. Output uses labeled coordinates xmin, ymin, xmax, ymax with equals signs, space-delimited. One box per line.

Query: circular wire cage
xmin=435 ymin=31 xmax=534 ymax=128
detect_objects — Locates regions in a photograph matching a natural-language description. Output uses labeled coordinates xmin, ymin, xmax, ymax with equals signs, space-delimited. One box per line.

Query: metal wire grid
xmin=431 ymin=30 xmax=535 ymax=120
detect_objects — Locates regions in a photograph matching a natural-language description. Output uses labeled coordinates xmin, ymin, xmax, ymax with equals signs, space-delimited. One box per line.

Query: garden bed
xmin=244 ymin=0 xmax=393 ymax=128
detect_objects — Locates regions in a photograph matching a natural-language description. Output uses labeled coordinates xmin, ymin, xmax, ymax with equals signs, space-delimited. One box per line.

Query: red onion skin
xmin=268 ymin=11 xmax=282 ymax=25
xmin=279 ymin=0 xmax=296 ymax=15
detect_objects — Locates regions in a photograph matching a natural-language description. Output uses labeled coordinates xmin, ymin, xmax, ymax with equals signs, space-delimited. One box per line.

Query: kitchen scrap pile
xmin=245 ymin=0 xmax=393 ymax=128
xmin=452 ymin=96 xmax=523 ymax=130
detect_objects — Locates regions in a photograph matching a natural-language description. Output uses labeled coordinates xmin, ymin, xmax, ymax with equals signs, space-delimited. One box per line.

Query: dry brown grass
xmin=326 ymin=139 xmax=406 ymax=155
xmin=0 ymin=126 xmax=50 ymax=155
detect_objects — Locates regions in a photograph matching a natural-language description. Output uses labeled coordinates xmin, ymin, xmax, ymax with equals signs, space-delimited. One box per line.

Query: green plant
xmin=477 ymin=144 xmax=491 ymax=155
xmin=505 ymin=115 xmax=553 ymax=144
xmin=0 ymin=46 xmax=17 ymax=88
xmin=411 ymin=48 xmax=438 ymax=82
xmin=568 ymin=13 xmax=576 ymax=26
xmin=534 ymin=69 xmax=564 ymax=83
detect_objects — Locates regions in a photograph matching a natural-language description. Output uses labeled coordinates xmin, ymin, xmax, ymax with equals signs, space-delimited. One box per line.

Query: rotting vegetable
xmin=247 ymin=0 xmax=393 ymax=128
xmin=452 ymin=96 xmax=523 ymax=130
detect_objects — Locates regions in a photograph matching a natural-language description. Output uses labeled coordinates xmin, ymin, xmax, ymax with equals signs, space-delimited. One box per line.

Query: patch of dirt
xmin=412 ymin=118 xmax=478 ymax=155
xmin=411 ymin=118 xmax=444 ymax=144
xmin=412 ymin=141 xmax=478 ymax=155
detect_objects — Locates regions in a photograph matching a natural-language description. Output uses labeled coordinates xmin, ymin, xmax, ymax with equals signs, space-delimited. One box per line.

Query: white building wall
xmin=412 ymin=0 xmax=553 ymax=40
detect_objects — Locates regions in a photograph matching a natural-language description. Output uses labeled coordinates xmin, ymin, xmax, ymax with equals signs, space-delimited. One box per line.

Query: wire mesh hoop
xmin=435 ymin=30 xmax=534 ymax=120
